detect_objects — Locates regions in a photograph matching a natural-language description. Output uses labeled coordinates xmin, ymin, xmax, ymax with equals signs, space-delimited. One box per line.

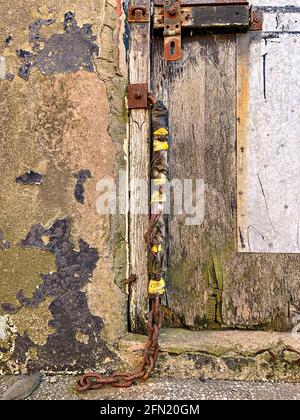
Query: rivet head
xmin=168 ymin=6 xmax=177 ymax=16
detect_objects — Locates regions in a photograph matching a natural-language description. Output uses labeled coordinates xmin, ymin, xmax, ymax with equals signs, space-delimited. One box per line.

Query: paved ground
xmin=1 ymin=376 xmax=300 ymax=400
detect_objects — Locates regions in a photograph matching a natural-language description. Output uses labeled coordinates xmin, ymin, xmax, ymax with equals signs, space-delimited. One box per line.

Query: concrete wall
xmin=0 ymin=0 xmax=128 ymax=374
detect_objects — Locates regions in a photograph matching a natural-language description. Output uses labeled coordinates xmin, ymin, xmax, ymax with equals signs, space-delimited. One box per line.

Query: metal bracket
xmin=155 ymin=1 xmax=264 ymax=61
xmin=128 ymin=84 xmax=149 ymax=109
xmin=249 ymin=7 xmax=263 ymax=31
xmin=128 ymin=5 xmax=150 ymax=23
xmin=164 ymin=0 xmax=182 ymax=61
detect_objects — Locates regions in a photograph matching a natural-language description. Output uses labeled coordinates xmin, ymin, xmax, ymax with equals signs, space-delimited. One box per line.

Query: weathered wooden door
xmin=153 ymin=32 xmax=239 ymax=330
xmin=131 ymin=2 xmax=300 ymax=333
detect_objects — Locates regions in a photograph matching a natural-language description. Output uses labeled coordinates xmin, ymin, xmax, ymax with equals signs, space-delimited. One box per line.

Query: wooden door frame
xmin=127 ymin=0 xmax=255 ymax=333
xmin=128 ymin=0 xmax=151 ymax=333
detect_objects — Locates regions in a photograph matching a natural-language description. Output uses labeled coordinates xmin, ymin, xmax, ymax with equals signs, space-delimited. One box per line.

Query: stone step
xmin=119 ymin=329 xmax=300 ymax=382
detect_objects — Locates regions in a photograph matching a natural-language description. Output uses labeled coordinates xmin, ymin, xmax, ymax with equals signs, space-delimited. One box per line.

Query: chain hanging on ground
xmin=76 ymin=94 xmax=169 ymax=392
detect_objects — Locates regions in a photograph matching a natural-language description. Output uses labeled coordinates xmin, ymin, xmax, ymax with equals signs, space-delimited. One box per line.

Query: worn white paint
xmin=238 ymin=7 xmax=300 ymax=253
xmin=264 ymin=11 xmax=300 ymax=32
xmin=0 ymin=316 xmax=7 ymax=340
xmin=0 ymin=56 xmax=6 ymax=80
xmin=253 ymin=0 xmax=300 ymax=6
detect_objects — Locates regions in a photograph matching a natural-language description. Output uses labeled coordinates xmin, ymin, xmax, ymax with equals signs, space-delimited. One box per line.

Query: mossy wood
xmin=147 ymin=32 xmax=300 ymax=332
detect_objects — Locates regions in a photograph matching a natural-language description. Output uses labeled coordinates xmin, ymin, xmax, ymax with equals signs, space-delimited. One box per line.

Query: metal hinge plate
xmin=128 ymin=2 xmax=264 ymax=63
xmin=155 ymin=1 xmax=264 ymax=61
xmin=249 ymin=7 xmax=263 ymax=31
xmin=128 ymin=5 xmax=150 ymax=23
xmin=164 ymin=0 xmax=182 ymax=61
xmin=127 ymin=84 xmax=148 ymax=109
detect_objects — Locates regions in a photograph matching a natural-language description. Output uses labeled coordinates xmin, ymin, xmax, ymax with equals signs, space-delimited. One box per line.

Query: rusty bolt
xmin=135 ymin=10 xmax=142 ymax=20
xmin=135 ymin=93 xmax=143 ymax=100
xmin=131 ymin=6 xmax=147 ymax=17
xmin=128 ymin=5 xmax=149 ymax=23
xmin=168 ymin=6 xmax=177 ymax=16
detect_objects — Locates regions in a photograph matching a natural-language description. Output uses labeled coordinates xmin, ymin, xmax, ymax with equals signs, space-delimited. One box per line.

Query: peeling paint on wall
xmin=10 ymin=298 xmax=54 ymax=346
xmin=16 ymin=171 xmax=44 ymax=185
xmin=0 ymin=0 xmax=128 ymax=373
xmin=74 ymin=169 xmax=92 ymax=204
xmin=5 ymin=218 xmax=114 ymax=371
xmin=17 ymin=12 xmax=99 ymax=80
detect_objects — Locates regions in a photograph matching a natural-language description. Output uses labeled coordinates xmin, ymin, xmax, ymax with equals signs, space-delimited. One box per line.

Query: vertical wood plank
xmin=129 ymin=0 xmax=151 ymax=333
xmin=236 ymin=34 xmax=250 ymax=252
xmin=152 ymin=25 xmax=300 ymax=331
xmin=153 ymin=33 xmax=300 ymax=331
xmin=153 ymin=34 xmax=237 ymax=329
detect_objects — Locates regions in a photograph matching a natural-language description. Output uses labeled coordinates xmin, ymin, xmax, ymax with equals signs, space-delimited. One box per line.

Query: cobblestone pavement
xmin=1 ymin=376 xmax=300 ymax=400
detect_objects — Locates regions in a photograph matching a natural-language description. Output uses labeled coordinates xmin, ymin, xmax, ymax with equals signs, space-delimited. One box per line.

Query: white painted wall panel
xmin=263 ymin=12 xmax=300 ymax=32
xmin=253 ymin=0 xmax=300 ymax=6
xmin=238 ymin=8 xmax=300 ymax=253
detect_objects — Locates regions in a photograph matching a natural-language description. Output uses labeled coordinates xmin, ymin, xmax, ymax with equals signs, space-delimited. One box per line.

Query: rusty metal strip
xmin=155 ymin=0 xmax=249 ymax=5
xmin=128 ymin=84 xmax=149 ymax=109
xmin=128 ymin=4 xmax=150 ymax=23
xmin=249 ymin=7 xmax=263 ymax=31
xmin=155 ymin=4 xmax=250 ymax=31
xmin=164 ymin=0 xmax=182 ymax=61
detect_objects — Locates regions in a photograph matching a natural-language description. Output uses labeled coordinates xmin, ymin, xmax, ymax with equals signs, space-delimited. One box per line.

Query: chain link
xmin=76 ymin=96 xmax=167 ymax=393
xmin=76 ymin=297 xmax=162 ymax=391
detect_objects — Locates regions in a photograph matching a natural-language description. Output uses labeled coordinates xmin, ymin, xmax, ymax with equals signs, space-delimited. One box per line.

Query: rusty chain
xmin=76 ymin=94 xmax=167 ymax=392
xmin=76 ymin=297 xmax=162 ymax=391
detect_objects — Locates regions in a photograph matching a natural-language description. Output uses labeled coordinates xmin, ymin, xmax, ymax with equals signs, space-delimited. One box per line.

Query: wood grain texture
xmin=129 ymin=1 xmax=151 ymax=333
xmin=152 ymin=32 xmax=300 ymax=331
xmin=237 ymin=34 xmax=250 ymax=252
xmin=153 ymin=34 xmax=237 ymax=329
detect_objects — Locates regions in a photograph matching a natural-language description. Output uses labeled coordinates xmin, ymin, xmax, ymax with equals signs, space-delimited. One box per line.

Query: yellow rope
xmin=153 ymin=175 xmax=167 ymax=186
xmin=151 ymin=191 xmax=166 ymax=203
xmin=152 ymin=244 xmax=162 ymax=254
xmin=153 ymin=140 xmax=169 ymax=152
xmin=149 ymin=278 xmax=165 ymax=295
xmin=153 ymin=128 xmax=168 ymax=136
xmin=149 ymin=122 xmax=168 ymax=297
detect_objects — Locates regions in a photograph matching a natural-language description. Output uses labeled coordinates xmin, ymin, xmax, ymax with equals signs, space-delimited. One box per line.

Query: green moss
xmin=167 ymin=242 xmax=235 ymax=330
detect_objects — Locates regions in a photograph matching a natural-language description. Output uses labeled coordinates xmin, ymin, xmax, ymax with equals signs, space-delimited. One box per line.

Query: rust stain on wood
xmin=236 ymin=33 xmax=250 ymax=252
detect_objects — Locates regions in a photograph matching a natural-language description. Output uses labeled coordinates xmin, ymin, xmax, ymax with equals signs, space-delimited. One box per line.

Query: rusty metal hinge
xmin=128 ymin=2 xmax=264 ymax=63
xmin=127 ymin=84 xmax=149 ymax=109
xmin=156 ymin=1 xmax=264 ymax=62
xmin=249 ymin=7 xmax=263 ymax=31
xmin=128 ymin=5 xmax=150 ymax=23
xmin=163 ymin=0 xmax=182 ymax=61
